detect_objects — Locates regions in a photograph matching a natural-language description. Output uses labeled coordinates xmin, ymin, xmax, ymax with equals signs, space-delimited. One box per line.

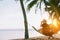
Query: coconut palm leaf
xmin=35 ymin=2 xmax=40 ymax=13
xmin=27 ymin=0 xmax=38 ymax=10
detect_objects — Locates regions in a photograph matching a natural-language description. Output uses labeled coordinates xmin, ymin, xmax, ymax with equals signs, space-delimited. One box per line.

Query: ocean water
xmin=0 ymin=29 xmax=42 ymax=40
xmin=0 ymin=29 xmax=60 ymax=40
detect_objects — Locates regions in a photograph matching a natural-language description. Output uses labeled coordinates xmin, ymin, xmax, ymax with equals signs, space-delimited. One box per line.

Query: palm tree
xmin=20 ymin=0 xmax=29 ymax=39
xmin=20 ymin=0 xmax=60 ymax=39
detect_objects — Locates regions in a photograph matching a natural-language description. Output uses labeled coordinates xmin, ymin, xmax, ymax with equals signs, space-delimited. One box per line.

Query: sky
xmin=0 ymin=0 xmax=49 ymax=29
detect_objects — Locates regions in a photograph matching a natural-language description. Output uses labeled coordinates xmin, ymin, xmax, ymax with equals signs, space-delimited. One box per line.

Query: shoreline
xmin=11 ymin=36 xmax=60 ymax=40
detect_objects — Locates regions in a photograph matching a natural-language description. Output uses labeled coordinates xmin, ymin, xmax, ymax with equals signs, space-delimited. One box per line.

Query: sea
xmin=0 ymin=29 xmax=43 ymax=40
xmin=0 ymin=29 xmax=60 ymax=40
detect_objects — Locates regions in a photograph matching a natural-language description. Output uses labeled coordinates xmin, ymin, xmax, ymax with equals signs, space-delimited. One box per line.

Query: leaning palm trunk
xmin=20 ymin=0 xmax=29 ymax=39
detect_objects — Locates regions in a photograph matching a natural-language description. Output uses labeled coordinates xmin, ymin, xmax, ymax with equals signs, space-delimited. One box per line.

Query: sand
xmin=11 ymin=36 xmax=60 ymax=40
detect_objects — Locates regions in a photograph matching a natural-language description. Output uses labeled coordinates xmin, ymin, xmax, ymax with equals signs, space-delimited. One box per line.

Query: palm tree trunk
xmin=20 ymin=0 xmax=29 ymax=39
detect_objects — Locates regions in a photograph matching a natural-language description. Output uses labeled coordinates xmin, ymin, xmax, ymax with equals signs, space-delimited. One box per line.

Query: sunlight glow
xmin=53 ymin=19 xmax=58 ymax=27
xmin=47 ymin=18 xmax=58 ymax=27
xmin=58 ymin=31 xmax=60 ymax=34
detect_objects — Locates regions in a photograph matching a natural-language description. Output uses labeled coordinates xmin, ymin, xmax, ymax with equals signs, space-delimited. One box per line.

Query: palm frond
xmin=39 ymin=0 xmax=43 ymax=9
xmin=27 ymin=0 xmax=38 ymax=10
xmin=25 ymin=0 xmax=30 ymax=3
xmin=35 ymin=2 xmax=39 ymax=14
